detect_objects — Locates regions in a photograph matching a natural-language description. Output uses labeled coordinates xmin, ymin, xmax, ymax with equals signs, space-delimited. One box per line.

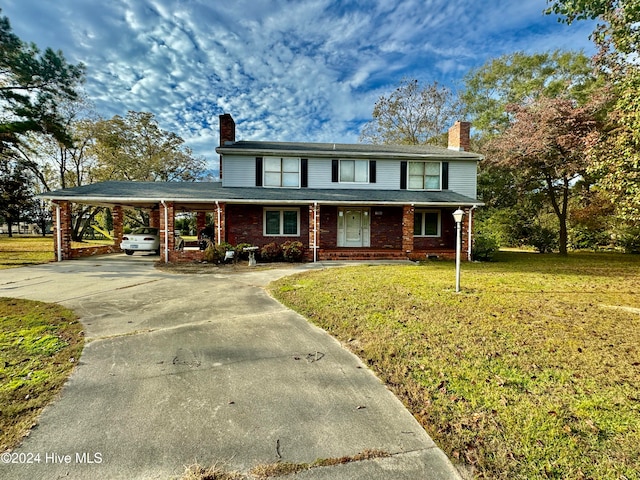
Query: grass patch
xmin=0 ymin=236 xmax=54 ymax=269
xmin=0 ymin=298 xmax=83 ymax=452
xmin=269 ymin=252 xmax=640 ymax=479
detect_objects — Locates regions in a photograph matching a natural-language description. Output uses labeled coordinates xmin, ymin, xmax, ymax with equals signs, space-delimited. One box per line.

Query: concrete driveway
xmin=1 ymin=255 xmax=461 ymax=480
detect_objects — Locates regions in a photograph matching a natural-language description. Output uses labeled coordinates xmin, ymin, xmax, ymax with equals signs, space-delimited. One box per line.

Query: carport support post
xmin=215 ymin=202 xmax=226 ymax=245
xmin=52 ymin=201 xmax=72 ymax=261
xmin=159 ymin=201 xmax=175 ymax=263
xmin=112 ymin=206 xmax=124 ymax=249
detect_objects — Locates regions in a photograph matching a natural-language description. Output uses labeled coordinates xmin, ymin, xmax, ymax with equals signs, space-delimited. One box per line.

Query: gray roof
xmin=216 ymin=141 xmax=483 ymax=161
xmin=40 ymin=181 xmax=483 ymax=208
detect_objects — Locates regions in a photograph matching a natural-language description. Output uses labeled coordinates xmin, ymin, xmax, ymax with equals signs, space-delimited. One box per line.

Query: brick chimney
xmin=219 ymin=113 xmax=235 ymax=146
xmin=448 ymin=121 xmax=470 ymax=152
xmin=219 ymin=114 xmax=235 ymax=180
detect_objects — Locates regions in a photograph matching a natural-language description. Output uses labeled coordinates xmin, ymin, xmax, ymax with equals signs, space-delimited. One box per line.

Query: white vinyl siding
xmin=448 ymin=162 xmax=478 ymax=198
xmin=221 ymin=156 xmax=255 ymax=187
xmin=308 ymin=159 xmax=397 ymax=189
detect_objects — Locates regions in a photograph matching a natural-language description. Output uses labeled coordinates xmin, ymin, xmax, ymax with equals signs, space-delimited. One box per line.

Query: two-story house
xmin=42 ymin=113 xmax=483 ymax=263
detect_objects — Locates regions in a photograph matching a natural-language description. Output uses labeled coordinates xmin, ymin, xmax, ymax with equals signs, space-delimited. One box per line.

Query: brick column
xmin=196 ymin=211 xmax=206 ymax=235
xmin=308 ymin=204 xmax=320 ymax=261
xmin=401 ymin=205 xmax=414 ymax=255
xmin=149 ymin=207 xmax=160 ymax=229
xmin=216 ymin=202 xmax=226 ymax=245
xmin=52 ymin=201 xmax=73 ymax=261
xmin=159 ymin=202 xmax=175 ymax=262
xmin=112 ymin=206 xmax=124 ymax=249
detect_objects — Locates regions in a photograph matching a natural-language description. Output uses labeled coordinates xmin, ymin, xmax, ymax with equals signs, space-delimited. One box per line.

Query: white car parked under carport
xmin=121 ymin=227 xmax=160 ymax=255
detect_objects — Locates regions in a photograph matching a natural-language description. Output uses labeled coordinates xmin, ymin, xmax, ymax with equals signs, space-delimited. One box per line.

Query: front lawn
xmin=0 ymin=236 xmax=54 ymax=269
xmin=0 ymin=298 xmax=83 ymax=452
xmin=269 ymin=252 xmax=640 ymax=479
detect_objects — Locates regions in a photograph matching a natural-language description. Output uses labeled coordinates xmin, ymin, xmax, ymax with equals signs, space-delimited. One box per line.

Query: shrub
xmin=260 ymin=242 xmax=282 ymax=262
xmin=203 ymin=241 xmax=234 ymax=263
xmin=617 ymin=226 xmax=640 ymax=254
xmin=472 ymin=232 xmax=499 ymax=261
xmin=529 ymin=226 xmax=558 ymax=253
xmin=281 ymin=241 xmax=305 ymax=262
xmin=234 ymin=243 xmax=253 ymax=261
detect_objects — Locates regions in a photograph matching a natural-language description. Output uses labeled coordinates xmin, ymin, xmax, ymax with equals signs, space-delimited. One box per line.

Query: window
xmin=414 ymin=210 xmax=441 ymax=237
xmin=264 ymin=157 xmax=300 ymax=187
xmin=339 ymin=160 xmax=368 ymax=183
xmin=264 ymin=208 xmax=300 ymax=236
xmin=408 ymin=162 xmax=441 ymax=190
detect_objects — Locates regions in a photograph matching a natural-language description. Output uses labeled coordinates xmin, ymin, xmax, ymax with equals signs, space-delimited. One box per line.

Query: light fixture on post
xmin=452 ymin=208 xmax=465 ymax=293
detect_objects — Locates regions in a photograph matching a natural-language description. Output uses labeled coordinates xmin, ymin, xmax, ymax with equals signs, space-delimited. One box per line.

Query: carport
xmin=41 ymin=181 xmax=226 ymax=263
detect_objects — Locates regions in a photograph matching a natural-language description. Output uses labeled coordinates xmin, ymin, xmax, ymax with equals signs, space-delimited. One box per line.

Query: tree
xmin=91 ymin=111 xmax=205 ymax=182
xmin=0 ymin=159 xmax=33 ymax=237
xmin=546 ymin=1 xmax=640 ymax=227
xmin=489 ymin=96 xmax=600 ymax=255
xmin=0 ymin=10 xmax=84 ymax=153
xmin=461 ymin=50 xmax=598 ymax=138
xmin=359 ymin=79 xmax=460 ymax=146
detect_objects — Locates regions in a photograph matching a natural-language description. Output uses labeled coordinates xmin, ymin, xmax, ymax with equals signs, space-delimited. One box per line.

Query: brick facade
xmin=225 ymin=204 xmax=310 ymax=248
xmin=401 ymin=205 xmax=414 ymax=254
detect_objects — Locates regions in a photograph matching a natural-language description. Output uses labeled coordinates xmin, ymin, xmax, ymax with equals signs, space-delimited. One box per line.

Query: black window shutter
xmin=442 ymin=162 xmax=449 ymax=190
xmin=400 ymin=161 xmax=407 ymax=190
xmin=331 ymin=159 xmax=339 ymax=183
xmin=301 ymin=158 xmax=308 ymax=188
xmin=369 ymin=160 xmax=376 ymax=183
xmin=255 ymin=157 xmax=263 ymax=186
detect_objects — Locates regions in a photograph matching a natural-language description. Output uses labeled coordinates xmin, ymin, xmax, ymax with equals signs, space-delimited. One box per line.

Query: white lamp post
xmin=452 ymin=208 xmax=465 ymax=293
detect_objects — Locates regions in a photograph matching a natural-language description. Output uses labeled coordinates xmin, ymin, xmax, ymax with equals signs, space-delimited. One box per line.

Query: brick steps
xmin=318 ymin=249 xmax=408 ymax=261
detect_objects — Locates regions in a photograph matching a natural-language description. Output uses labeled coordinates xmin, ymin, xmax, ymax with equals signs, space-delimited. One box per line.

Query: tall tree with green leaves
xmin=359 ymin=78 xmax=460 ymax=146
xmin=489 ymin=96 xmax=600 ymax=255
xmin=0 ymin=10 xmax=84 ymax=153
xmin=91 ymin=111 xmax=205 ymax=182
xmin=0 ymin=160 xmax=33 ymax=237
xmin=546 ymin=1 xmax=640 ymax=225
xmin=461 ymin=50 xmax=598 ymax=138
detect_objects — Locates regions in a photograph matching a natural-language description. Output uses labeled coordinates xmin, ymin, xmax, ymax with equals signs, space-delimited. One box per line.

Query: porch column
xmin=196 ymin=211 xmax=206 ymax=235
xmin=308 ymin=203 xmax=320 ymax=262
xmin=52 ymin=201 xmax=72 ymax=261
xmin=159 ymin=201 xmax=176 ymax=262
xmin=112 ymin=206 xmax=124 ymax=249
xmin=402 ymin=205 xmax=414 ymax=256
xmin=215 ymin=202 xmax=226 ymax=245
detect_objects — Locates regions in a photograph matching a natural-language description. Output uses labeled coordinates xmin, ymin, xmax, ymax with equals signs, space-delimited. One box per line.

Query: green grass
xmin=269 ymin=252 xmax=640 ymax=479
xmin=0 ymin=298 xmax=84 ymax=452
xmin=0 ymin=236 xmax=54 ymax=269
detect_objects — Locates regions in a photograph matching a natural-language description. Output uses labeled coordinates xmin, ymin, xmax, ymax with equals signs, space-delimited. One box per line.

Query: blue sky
xmin=3 ymin=0 xmax=596 ymax=170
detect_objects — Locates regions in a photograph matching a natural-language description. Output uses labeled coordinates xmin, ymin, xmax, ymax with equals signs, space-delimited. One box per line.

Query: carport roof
xmin=40 ymin=180 xmax=483 ymax=208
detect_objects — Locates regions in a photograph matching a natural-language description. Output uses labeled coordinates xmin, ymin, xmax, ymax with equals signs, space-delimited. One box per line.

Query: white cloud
xmin=2 ymin=0 xmax=597 ymax=171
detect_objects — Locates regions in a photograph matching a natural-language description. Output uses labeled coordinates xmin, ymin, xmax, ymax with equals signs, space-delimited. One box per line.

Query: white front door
xmin=338 ymin=208 xmax=370 ymax=247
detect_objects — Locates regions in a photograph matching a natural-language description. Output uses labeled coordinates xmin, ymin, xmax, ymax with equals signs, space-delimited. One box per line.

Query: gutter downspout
xmin=216 ymin=201 xmax=221 ymax=245
xmin=468 ymin=205 xmax=477 ymax=261
xmin=161 ymin=200 xmax=169 ymax=263
xmin=55 ymin=203 xmax=62 ymax=262
xmin=313 ymin=202 xmax=318 ymax=263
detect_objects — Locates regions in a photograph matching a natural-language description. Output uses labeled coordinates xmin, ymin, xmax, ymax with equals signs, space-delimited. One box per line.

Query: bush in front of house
xmin=260 ymin=242 xmax=282 ymax=262
xmin=472 ymin=232 xmax=499 ymax=261
xmin=234 ymin=243 xmax=253 ymax=261
xmin=281 ymin=241 xmax=305 ymax=262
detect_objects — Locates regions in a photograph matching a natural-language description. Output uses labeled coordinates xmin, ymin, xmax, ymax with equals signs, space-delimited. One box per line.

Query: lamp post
xmin=453 ymin=208 xmax=465 ymax=293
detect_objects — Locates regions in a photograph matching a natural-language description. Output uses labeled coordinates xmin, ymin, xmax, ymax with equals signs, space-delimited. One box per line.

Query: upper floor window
xmin=408 ymin=161 xmax=441 ymax=190
xmin=264 ymin=157 xmax=299 ymax=187
xmin=340 ymin=160 xmax=368 ymax=183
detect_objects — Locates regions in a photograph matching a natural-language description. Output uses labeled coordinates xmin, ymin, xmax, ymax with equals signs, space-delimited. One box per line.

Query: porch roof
xmin=40 ymin=181 xmax=483 ymax=209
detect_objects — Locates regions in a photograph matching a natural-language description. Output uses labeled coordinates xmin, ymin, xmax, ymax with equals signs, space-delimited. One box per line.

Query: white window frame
xmin=414 ymin=209 xmax=441 ymax=237
xmin=407 ymin=161 xmax=442 ymax=191
xmin=264 ymin=157 xmax=300 ymax=188
xmin=339 ymin=159 xmax=369 ymax=183
xmin=263 ymin=208 xmax=300 ymax=236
